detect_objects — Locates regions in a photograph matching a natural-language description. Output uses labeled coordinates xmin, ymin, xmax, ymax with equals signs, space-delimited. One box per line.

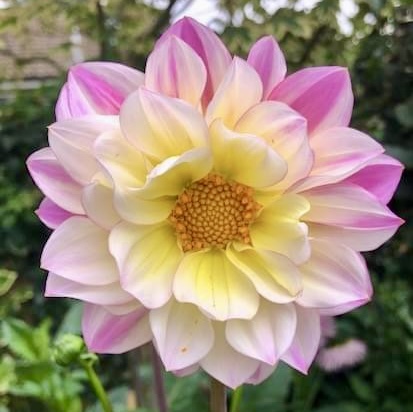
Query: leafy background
xmin=0 ymin=0 xmax=412 ymax=411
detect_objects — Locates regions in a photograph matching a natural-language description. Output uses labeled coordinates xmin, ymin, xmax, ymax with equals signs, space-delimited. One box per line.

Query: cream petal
xmin=48 ymin=115 xmax=119 ymax=185
xmin=82 ymin=182 xmax=120 ymax=230
xmin=113 ymin=223 xmax=182 ymax=308
xmin=41 ymin=216 xmax=118 ymax=285
xmin=206 ymin=57 xmax=263 ymax=128
xmin=226 ymin=301 xmax=296 ymax=364
xmin=297 ymin=239 xmax=372 ymax=315
xmin=120 ymin=87 xmax=208 ymax=161
xmin=200 ymin=322 xmax=259 ymax=389
xmin=210 ymin=119 xmax=287 ymax=188
xmin=281 ymin=305 xmax=321 ymax=374
xmin=145 ymin=35 xmax=207 ymax=106
xmin=250 ymin=194 xmax=311 ymax=264
xmin=150 ymin=300 xmax=214 ymax=370
xmin=226 ymin=245 xmax=302 ymax=303
xmin=173 ymin=249 xmax=259 ymax=321
xmin=82 ymin=303 xmax=151 ymax=354
xmin=235 ymin=101 xmax=312 ymax=190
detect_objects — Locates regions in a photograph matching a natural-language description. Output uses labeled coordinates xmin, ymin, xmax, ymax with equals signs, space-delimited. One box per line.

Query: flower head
xmin=27 ymin=17 xmax=403 ymax=388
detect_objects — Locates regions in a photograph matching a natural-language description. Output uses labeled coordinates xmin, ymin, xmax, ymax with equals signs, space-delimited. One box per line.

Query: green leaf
xmin=0 ymin=269 xmax=17 ymax=297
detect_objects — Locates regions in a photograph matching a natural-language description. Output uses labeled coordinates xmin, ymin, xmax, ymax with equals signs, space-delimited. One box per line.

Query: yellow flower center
xmin=169 ymin=174 xmax=262 ymax=252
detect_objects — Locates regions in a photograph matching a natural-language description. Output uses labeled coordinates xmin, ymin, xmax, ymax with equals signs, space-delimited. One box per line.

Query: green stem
xmin=230 ymin=386 xmax=243 ymax=412
xmin=210 ymin=377 xmax=227 ymax=412
xmin=80 ymin=359 xmax=113 ymax=412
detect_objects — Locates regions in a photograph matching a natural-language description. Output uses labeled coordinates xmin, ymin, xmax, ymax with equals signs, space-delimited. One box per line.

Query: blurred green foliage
xmin=0 ymin=0 xmax=412 ymax=411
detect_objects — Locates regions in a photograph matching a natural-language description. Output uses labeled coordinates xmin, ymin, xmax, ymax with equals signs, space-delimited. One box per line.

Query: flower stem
xmin=229 ymin=386 xmax=243 ymax=412
xmin=151 ymin=344 xmax=168 ymax=412
xmin=210 ymin=377 xmax=227 ymax=412
xmin=80 ymin=359 xmax=113 ymax=412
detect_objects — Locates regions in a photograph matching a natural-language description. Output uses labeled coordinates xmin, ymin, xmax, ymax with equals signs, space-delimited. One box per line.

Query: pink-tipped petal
xmin=150 ymin=300 xmax=214 ymax=371
xmin=56 ymin=62 xmax=144 ymax=120
xmin=120 ymin=88 xmax=208 ymax=162
xmin=270 ymin=67 xmax=353 ymax=135
xmin=206 ymin=57 xmax=263 ymax=128
xmin=41 ymin=216 xmax=118 ymax=285
xmin=159 ymin=17 xmax=232 ymax=107
xmin=303 ymin=183 xmax=404 ymax=251
xmin=146 ymin=35 xmax=207 ymax=106
xmin=297 ymin=240 xmax=372 ymax=315
xmin=48 ymin=115 xmax=119 ymax=185
xmin=27 ymin=148 xmax=84 ymax=214
xmin=200 ymin=323 xmax=259 ymax=389
xmin=345 ymin=154 xmax=404 ymax=204
xmin=82 ymin=303 xmax=151 ymax=354
xmin=226 ymin=302 xmax=296 ymax=365
xmin=247 ymin=36 xmax=286 ymax=99
xmin=281 ymin=306 xmax=321 ymax=374
xmin=36 ymin=198 xmax=73 ymax=229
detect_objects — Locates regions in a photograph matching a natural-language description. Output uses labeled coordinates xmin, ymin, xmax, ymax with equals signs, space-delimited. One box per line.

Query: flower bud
xmin=53 ymin=334 xmax=85 ymax=366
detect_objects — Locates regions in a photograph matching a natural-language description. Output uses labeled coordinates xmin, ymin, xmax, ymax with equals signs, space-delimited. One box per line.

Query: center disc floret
xmin=169 ymin=173 xmax=262 ymax=252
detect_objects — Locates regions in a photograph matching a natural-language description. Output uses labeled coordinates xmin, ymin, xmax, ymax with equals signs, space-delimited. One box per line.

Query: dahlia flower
xmin=27 ymin=17 xmax=403 ymax=388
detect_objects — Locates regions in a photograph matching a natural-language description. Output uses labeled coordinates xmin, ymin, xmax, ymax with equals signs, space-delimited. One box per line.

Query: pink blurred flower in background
xmin=27 ymin=17 xmax=403 ymax=388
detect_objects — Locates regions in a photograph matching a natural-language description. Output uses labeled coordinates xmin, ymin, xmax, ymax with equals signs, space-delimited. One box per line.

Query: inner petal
xmin=169 ymin=173 xmax=262 ymax=252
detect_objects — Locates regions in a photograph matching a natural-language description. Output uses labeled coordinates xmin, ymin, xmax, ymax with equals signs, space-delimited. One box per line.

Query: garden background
xmin=0 ymin=0 xmax=412 ymax=411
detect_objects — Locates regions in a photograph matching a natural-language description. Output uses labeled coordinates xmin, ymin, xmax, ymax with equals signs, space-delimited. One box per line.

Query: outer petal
xmin=235 ymin=101 xmax=312 ymax=190
xmin=120 ymin=88 xmax=208 ymax=161
xmin=250 ymin=194 xmax=311 ymax=264
xmin=226 ymin=301 xmax=296 ymax=364
xmin=27 ymin=148 xmax=84 ymax=214
xmin=45 ymin=273 xmax=134 ymax=306
xmin=281 ymin=306 xmax=321 ymax=374
xmin=82 ymin=303 xmax=151 ymax=354
xmin=56 ymin=62 xmax=144 ymax=120
xmin=48 ymin=115 xmax=119 ymax=185
xmin=247 ymin=36 xmax=286 ymax=99
xmin=302 ymin=183 xmax=404 ymax=251
xmin=36 ymin=198 xmax=73 ymax=229
xmin=270 ymin=67 xmax=353 ymax=135
xmin=210 ymin=120 xmax=287 ymax=188
xmin=226 ymin=246 xmax=302 ymax=303
xmin=246 ymin=362 xmax=278 ymax=385
xmin=173 ymin=249 xmax=259 ymax=321
xmin=110 ymin=223 xmax=182 ymax=308
xmin=294 ymin=127 xmax=383 ymax=192
xmin=345 ymin=154 xmax=403 ymax=204
xmin=297 ymin=240 xmax=372 ymax=315
xmin=200 ymin=323 xmax=259 ymax=389
xmin=150 ymin=300 xmax=214 ymax=370
xmin=82 ymin=182 xmax=120 ymax=230
xmin=41 ymin=216 xmax=118 ymax=285
xmin=159 ymin=17 xmax=232 ymax=107
xmin=145 ymin=35 xmax=207 ymax=106
xmin=206 ymin=58 xmax=263 ymax=128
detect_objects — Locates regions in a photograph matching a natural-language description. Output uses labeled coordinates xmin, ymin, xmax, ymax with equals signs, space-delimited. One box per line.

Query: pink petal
xmin=226 ymin=302 xmax=296 ymax=364
xmin=41 ymin=216 xmax=119 ymax=285
xmin=158 ymin=17 xmax=231 ymax=108
xmin=294 ymin=127 xmax=384 ymax=192
xmin=303 ymin=183 xmax=404 ymax=251
xmin=247 ymin=36 xmax=286 ymax=99
xmin=48 ymin=115 xmax=119 ymax=185
xmin=344 ymin=154 xmax=403 ymax=204
xmin=56 ymin=62 xmax=144 ymax=120
xmin=281 ymin=306 xmax=321 ymax=374
xmin=270 ymin=67 xmax=353 ymax=135
xmin=246 ymin=362 xmax=278 ymax=385
xmin=150 ymin=300 xmax=214 ymax=371
xmin=297 ymin=239 xmax=372 ymax=315
xmin=36 ymin=198 xmax=73 ymax=229
xmin=27 ymin=148 xmax=84 ymax=214
xmin=200 ymin=323 xmax=259 ymax=389
xmin=82 ymin=303 xmax=151 ymax=354
xmin=145 ymin=35 xmax=207 ymax=106
xmin=45 ymin=273 xmax=134 ymax=306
